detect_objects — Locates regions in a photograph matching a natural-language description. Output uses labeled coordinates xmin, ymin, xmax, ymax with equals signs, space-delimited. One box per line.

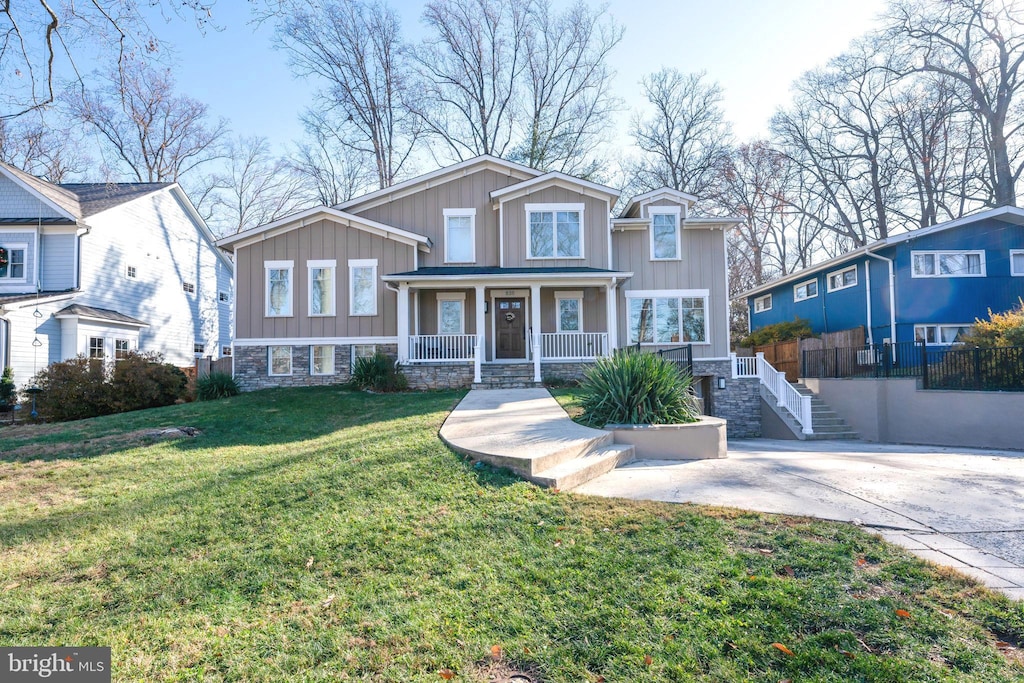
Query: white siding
xmin=40 ymin=233 xmax=76 ymax=290
xmin=1 ymin=297 xmax=73 ymax=388
xmin=0 ymin=175 xmax=64 ymax=219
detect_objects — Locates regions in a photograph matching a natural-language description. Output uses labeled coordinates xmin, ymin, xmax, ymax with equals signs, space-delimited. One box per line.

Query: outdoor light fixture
xmin=717 ymin=377 xmax=726 ymax=390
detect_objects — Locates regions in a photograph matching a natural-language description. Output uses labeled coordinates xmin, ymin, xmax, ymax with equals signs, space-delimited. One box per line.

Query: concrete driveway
xmin=575 ymin=439 xmax=1024 ymax=599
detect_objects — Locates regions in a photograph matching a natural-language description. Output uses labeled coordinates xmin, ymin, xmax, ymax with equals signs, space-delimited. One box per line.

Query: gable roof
xmin=489 ymin=171 xmax=620 ymax=203
xmin=336 ymin=155 xmax=542 ymax=213
xmin=54 ymin=304 xmax=148 ymax=327
xmin=61 ymin=182 xmax=172 ymax=217
xmin=0 ymin=161 xmax=80 ymax=220
xmin=216 ymin=205 xmax=433 ymax=251
xmin=737 ymin=205 xmax=1024 ymax=299
xmin=619 ymin=187 xmax=699 ymax=219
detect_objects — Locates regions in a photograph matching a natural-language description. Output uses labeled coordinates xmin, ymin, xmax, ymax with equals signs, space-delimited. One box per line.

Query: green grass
xmin=1 ymin=387 xmax=1022 ymax=682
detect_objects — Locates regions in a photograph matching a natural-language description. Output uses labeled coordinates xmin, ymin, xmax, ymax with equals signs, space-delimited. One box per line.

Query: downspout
xmin=864 ymin=259 xmax=873 ymax=345
xmin=76 ymin=225 xmax=91 ymax=290
xmin=865 ymin=251 xmax=896 ymax=344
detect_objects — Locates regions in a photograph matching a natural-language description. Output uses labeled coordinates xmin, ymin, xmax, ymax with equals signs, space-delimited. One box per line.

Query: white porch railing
xmin=540 ymin=332 xmax=609 ymax=360
xmin=408 ymin=334 xmax=476 ymax=362
xmin=732 ymin=352 xmax=813 ymax=434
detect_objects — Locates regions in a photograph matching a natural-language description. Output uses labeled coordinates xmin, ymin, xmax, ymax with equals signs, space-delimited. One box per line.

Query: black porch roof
xmin=385 ymin=266 xmax=630 ymax=277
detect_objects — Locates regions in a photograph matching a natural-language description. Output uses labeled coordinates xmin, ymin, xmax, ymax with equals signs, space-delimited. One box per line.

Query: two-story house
xmin=740 ymin=206 xmax=1024 ymax=346
xmin=0 ymin=161 xmax=233 ymax=388
xmin=218 ymin=156 xmax=758 ymax=436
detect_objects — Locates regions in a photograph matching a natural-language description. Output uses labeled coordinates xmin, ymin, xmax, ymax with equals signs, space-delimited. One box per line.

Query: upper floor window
xmin=912 ymin=250 xmax=985 ymax=278
xmin=827 ymin=265 xmax=857 ymax=292
xmin=265 ymin=260 xmax=294 ymax=317
xmin=649 ymin=209 xmax=681 ymax=260
xmin=754 ymin=294 xmax=772 ymax=313
xmin=794 ymin=279 xmax=818 ymax=302
xmin=526 ymin=203 xmax=583 ymax=259
xmin=218 ymin=290 xmax=231 ymax=304
xmin=125 ymin=264 xmax=137 ymax=280
xmin=0 ymin=244 xmax=27 ymax=280
xmin=436 ymin=292 xmax=465 ymax=334
xmin=444 ymin=208 xmax=476 ymax=263
xmin=349 ymin=259 xmax=377 ymax=316
xmin=194 ymin=343 xmax=206 ymax=356
xmin=555 ymin=291 xmax=583 ymax=333
xmin=182 ymin=281 xmax=195 ymax=294
xmin=1011 ymin=250 xmax=1024 ymax=277
xmin=221 ymin=346 xmax=233 ymax=357
xmin=308 ymin=260 xmax=336 ymax=316
xmin=627 ymin=291 xmax=708 ymax=345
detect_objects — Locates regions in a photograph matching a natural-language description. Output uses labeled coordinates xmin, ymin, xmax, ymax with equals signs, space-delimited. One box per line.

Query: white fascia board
xmin=0 ymin=165 xmax=78 ymax=221
xmin=882 ymin=205 xmax=1024 ymax=247
xmin=735 ymin=247 xmax=871 ymax=300
xmin=489 ymin=172 xmax=620 ymax=203
xmin=620 ymin=187 xmax=699 ymax=218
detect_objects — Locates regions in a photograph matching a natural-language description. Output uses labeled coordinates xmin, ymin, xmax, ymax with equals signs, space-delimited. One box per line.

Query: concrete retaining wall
xmin=802 ymin=377 xmax=1024 ymax=450
xmin=607 ymin=417 xmax=727 ymax=459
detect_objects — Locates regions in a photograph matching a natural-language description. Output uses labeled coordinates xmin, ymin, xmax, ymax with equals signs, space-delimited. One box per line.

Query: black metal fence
xmin=657 ymin=345 xmax=694 ymax=378
xmin=802 ymin=341 xmax=1024 ymax=391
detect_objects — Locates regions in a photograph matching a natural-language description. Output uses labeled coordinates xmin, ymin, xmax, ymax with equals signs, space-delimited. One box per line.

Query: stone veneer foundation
xmin=233 ymin=344 xmax=397 ymax=391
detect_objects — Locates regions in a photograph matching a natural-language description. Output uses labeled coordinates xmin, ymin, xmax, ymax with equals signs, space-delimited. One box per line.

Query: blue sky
xmin=142 ymin=0 xmax=888 ymax=157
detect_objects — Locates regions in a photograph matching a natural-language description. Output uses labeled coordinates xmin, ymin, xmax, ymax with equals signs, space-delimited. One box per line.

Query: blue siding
xmin=749 ymin=262 xmax=868 ymax=335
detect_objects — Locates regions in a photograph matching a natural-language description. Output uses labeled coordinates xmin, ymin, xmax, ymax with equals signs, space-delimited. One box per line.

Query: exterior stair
xmin=472 ymin=363 xmax=542 ymax=389
xmin=761 ymin=382 xmax=859 ymax=440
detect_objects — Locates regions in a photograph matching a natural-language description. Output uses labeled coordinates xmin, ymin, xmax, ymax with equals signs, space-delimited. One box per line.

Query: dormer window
xmin=649 ymin=208 xmax=681 ymax=260
xmin=526 ymin=203 xmax=584 ymax=259
xmin=444 ymin=208 xmax=476 ymax=263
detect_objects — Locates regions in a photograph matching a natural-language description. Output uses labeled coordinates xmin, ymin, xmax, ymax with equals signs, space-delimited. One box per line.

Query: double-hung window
xmin=827 ymin=265 xmax=857 ymax=291
xmin=526 ymin=203 xmax=583 ymax=259
xmin=115 ymin=339 xmax=130 ymax=360
xmin=0 ymin=244 xmax=27 ymax=280
xmin=555 ymin=291 xmax=583 ymax=333
xmin=627 ymin=290 xmax=708 ymax=345
xmin=794 ymin=279 xmax=818 ymax=302
xmin=349 ymin=259 xmax=378 ymax=316
xmin=436 ymin=292 xmax=465 ymax=334
xmin=444 ymin=209 xmax=476 ymax=263
xmin=754 ymin=294 xmax=772 ymax=313
xmin=650 ymin=208 xmax=681 ymax=260
xmin=912 ymin=250 xmax=985 ymax=277
xmin=265 ymin=260 xmax=294 ymax=317
xmin=308 ymin=260 xmax=336 ymax=316
xmin=311 ymin=345 xmax=335 ymax=375
xmin=1011 ymin=250 xmax=1024 ymax=277
xmin=269 ymin=346 xmax=292 ymax=375
xmin=88 ymin=337 xmax=104 ymax=359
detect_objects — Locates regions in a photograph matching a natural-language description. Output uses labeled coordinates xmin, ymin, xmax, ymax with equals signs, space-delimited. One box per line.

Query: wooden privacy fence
xmin=753 ymin=339 xmax=800 ymax=382
xmin=195 ymin=356 xmax=232 ymax=378
xmin=745 ymin=328 xmax=867 ymax=382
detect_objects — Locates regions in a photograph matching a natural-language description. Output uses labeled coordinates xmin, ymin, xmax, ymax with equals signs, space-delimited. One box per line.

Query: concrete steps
xmin=762 ymin=382 xmax=859 ymax=440
xmin=532 ymin=444 xmax=635 ymax=490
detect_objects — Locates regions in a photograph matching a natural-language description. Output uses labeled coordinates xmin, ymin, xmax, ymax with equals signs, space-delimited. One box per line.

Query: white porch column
xmin=474 ymin=285 xmax=485 ymax=384
xmin=605 ymin=281 xmax=618 ymax=353
xmin=530 ymin=283 xmax=542 ymax=382
xmin=397 ymin=283 xmax=410 ymax=363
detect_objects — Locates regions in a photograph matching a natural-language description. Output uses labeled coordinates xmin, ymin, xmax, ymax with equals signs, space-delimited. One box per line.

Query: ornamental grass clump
xmin=351 ymin=352 xmax=408 ymax=392
xmin=578 ymin=350 xmax=701 ymax=427
xmin=196 ymin=372 xmax=241 ymax=400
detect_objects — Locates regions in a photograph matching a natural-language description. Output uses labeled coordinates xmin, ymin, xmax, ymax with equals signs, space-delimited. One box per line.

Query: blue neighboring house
xmin=739 ymin=206 xmax=1024 ymax=346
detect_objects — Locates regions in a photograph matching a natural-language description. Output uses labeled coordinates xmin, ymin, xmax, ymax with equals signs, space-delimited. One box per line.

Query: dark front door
xmin=495 ymin=298 xmax=526 ymax=359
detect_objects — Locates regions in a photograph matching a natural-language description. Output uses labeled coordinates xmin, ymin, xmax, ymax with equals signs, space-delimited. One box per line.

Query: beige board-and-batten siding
xmin=537 ymin=287 xmax=606 ymax=334
xmin=500 ymin=187 xmax=610 ymax=269
xmin=234 ymin=218 xmax=415 ymax=340
xmin=350 ymin=169 xmax=524 ymax=268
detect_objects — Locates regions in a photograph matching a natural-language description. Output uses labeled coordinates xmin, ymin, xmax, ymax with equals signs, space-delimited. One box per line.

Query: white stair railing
xmin=730 ymin=352 xmax=758 ymax=378
xmin=754 ymin=352 xmax=813 ymax=434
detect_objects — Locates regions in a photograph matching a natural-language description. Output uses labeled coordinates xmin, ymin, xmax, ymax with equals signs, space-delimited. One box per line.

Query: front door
xmin=495 ymin=297 xmax=526 ymax=359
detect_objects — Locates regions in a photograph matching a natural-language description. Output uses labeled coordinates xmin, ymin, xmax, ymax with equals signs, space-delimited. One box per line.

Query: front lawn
xmin=1 ymin=387 xmax=1022 ymax=681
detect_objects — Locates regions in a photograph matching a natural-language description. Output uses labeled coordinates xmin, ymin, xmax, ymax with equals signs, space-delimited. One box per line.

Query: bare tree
xmin=275 ymin=0 xmax=418 ymax=189
xmin=512 ymin=0 xmax=623 ymax=174
xmin=0 ymin=1 xmax=217 ymax=118
xmin=0 ymin=115 xmax=89 ymax=181
xmin=291 ymin=120 xmax=376 ymax=207
xmin=72 ymin=58 xmax=228 ymax=183
xmin=886 ymin=0 xmax=1024 ymax=206
xmin=412 ymin=0 xmax=531 ymax=160
xmin=628 ymin=69 xmax=732 ymax=197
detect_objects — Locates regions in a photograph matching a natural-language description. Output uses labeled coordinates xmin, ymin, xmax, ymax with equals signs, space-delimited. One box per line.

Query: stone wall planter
xmin=605 ymin=416 xmax=727 ymax=460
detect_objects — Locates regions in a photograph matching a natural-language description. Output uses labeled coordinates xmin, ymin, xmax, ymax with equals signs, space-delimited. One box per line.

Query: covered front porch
xmin=382 ymin=267 xmax=633 ymax=385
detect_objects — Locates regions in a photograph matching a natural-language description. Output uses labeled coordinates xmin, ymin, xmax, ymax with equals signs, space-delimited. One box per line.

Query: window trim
xmin=114 ymin=338 xmax=130 ymax=361
xmin=193 ymin=343 xmax=206 ymax=356
xmin=218 ymin=290 xmax=231 ymax=304
xmin=826 ymin=265 xmax=858 ymax=292
xmin=351 ymin=344 xmax=377 ymax=367
xmin=88 ymin=336 xmax=105 ymax=359
xmin=1011 ymin=249 xmax=1024 ymax=277
xmin=911 ymin=250 xmax=986 ymax=278
xmin=125 ymin=264 xmax=138 ymax=280
xmin=648 ymin=206 xmax=682 ymax=261
xmin=265 ymin=260 xmax=294 ymax=318
xmin=268 ymin=345 xmax=293 ymax=376
xmin=914 ymin=323 xmax=974 ymax=346
xmin=348 ymin=258 xmax=378 ymax=317
xmin=525 ymin=202 xmax=585 ymax=260
xmin=436 ymin=292 xmax=466 ymax=335
xmin=793 ymin=279 xmax=818 ymax=302
xmin=754 ymin=294 xmax=772 ymax=313
xmin=307 ymin=259 xmax=337 ymax=317
xmin=624 ymin=289 xmax=711 ymax=346
xmin=554 ymin=290 xmax=584 ymax=333
xmin=221 ymin=346 xmax=233 ymax=357
xmin=443 ymin=208 xmax=477 ymax=264
xmin=310 ymin=344 xmax=336 ymax=376
xmin=0 ymin=243 xmax=28 ymax=282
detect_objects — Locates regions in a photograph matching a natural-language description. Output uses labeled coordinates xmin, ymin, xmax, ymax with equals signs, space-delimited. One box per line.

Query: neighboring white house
xmin=0 ymin=161 xmax=233 ymax=388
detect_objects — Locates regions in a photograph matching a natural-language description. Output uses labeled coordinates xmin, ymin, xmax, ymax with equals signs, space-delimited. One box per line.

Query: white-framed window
xmin=194 ymin=343 xmax=205 ymax=356
xmin=115 ymin=339 xmax=130 ymax=360
xmin=914 ymin=323 xmax=973 ymax=345
xmin=1011 ymin=250 xmax=1024 ymax=277
xmin=182 ymin=281 xmax=195 ymax=294
xmin=125 ymin=264 xmax=137 ymax=280
xmin=526 ymin=203 xmax=584 ymax=259
xmin=222 ymin=346 xmax=232 ymax=357
xmin=444 ymin=208 xmax=476 ymax=263
xmin=912 ymin=250 xmax=985 ymax=278
xmin=88 ymin=337 xmax=104 ymax=359
xmin=351 ymin=344 xmax=377 ymax=366
xmin=794 ymin=279 xmax=818 ymax=302
xmin=308 ymin=259 xmax=336 ymax=317
xmin=827 ymin=265 xmax=857 ymax=292
xmin=0 ymin=243 xmax=27 ymax=280
xmin=649 ymin=207 xmax=681 ymax=260
xmin=218 ymin=290 xmax=231 ymax=304
xmin=555 ymin=291 xmax=583 ymax=333
xmin=349 ymin=259 xmax=378 ymax=316
xmin=268 ymin=346 xmax=293 ymax=376
xmin=436 ymin=292 xmax=466 ymax=335
xmin=626 ymin=290 xmax=708 ymax=345
xmin=310 ymin=345 xmax=335 ymax=375
xmin=265 ymin=260 xmax=294 ymax=317
xmin=753 ymin=294 xmax=772 ymax=313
